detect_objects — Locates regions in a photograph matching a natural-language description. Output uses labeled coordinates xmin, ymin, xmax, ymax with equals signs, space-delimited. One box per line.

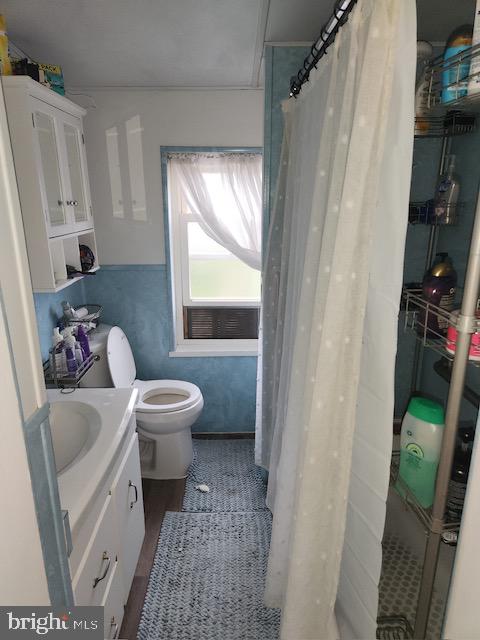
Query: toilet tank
xmin=79 ymin=324 xmax=114 ymax=388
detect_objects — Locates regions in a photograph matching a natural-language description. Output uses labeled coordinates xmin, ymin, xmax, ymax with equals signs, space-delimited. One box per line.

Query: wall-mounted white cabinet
xmin=2 ymin=76 xmax=99 ymax=292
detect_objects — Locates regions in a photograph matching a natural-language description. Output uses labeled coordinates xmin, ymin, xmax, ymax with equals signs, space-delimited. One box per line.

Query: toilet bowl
xmin=81 ymin=324 xmax=203 ymax=479
xmin=134 ymin=379 xmax=203 ymax=479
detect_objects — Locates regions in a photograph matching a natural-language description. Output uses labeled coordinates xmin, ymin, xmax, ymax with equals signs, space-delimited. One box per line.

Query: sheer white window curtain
xmin=169 ymin=153 xmax=262 ymax=271
xmin=256 ymin=0 xmax=416 ymax=638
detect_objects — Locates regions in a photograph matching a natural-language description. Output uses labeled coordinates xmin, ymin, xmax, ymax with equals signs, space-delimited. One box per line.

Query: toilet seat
xmin=134 ymin=379 xmax=202 ymax=414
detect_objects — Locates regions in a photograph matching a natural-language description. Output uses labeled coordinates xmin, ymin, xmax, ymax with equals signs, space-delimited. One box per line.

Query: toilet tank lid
xmin=107 ymin=326 xmax=136 ymax=388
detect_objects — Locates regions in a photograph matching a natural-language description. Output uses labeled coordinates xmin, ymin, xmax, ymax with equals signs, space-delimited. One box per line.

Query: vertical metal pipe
xmin=409 ymin=136 xmax=449 ymax=396
xmin=413 ymin=189 xmax=480 ymax=639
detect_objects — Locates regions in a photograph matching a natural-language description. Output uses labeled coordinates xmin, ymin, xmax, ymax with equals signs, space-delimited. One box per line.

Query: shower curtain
xmin=257 ymin=0 xmax=416 ymax=638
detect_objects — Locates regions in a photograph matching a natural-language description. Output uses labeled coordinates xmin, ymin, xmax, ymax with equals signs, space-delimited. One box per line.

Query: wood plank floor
xmin=119 ymin=477 xmax=186 ymax=640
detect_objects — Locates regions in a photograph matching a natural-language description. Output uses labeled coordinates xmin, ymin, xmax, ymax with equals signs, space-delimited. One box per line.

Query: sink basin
xmin=49 ymin=401 xmax=101 ymax=474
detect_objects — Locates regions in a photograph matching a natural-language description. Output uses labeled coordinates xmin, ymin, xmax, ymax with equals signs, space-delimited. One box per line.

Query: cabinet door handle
xmin=128 ymin=480 xmax=138 ymax=509
xmin=66 ymin=199 xmax=79 ymax=206
xmin=93 ymin=551 xmax=111 ymax=588
xmin=61 ymin=510 xmax=73 ymax=557
xmin=109 ymin=617 xmax=119 ymax=639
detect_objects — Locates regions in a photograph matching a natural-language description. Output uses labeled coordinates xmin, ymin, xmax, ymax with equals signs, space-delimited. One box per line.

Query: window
xmin=165 ymin=150 xmax=262 ymax=356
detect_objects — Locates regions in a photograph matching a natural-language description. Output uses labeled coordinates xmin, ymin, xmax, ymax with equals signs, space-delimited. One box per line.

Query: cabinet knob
xmin=66 ymin=199 xmax=79 ymax=206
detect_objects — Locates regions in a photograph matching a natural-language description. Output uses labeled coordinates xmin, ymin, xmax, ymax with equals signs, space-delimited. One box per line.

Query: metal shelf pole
xmin=409 ymin=135 xmax=449 ymax=395
xmin=413 ymin=188 xmax=480 ymax=639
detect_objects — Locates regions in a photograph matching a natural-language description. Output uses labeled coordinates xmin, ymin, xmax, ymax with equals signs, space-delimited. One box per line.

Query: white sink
xmin=49 ymin=401 xmax=101 ymax=474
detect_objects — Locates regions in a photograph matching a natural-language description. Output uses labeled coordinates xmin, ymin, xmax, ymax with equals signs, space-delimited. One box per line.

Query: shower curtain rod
xmin=290 ymin=0 xmax=358 ymax=97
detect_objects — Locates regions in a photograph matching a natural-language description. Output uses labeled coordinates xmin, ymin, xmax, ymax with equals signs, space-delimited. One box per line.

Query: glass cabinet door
xmin=63 ymin=122 xmax=89 ymax=225
xmin=34 ymin=110 xmax=68 ymax=233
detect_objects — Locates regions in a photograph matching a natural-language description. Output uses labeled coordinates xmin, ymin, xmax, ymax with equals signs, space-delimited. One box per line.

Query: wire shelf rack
xmin=402 ymin=289 xmax=480 ymax=368
xmin=63 ymin=303 xmax=102 ymax=327
xmin=390 ymin=451 xmax=460 ymax=534
xmin=421 ymin=44 xmax=480 ymax=114
xmin=408 ymin=201 xmax=463 ymax=226
xmin=415 ymin=111 xmax=476 ymax=138
xmin=43 ymin=352 xmax=98 ymax=389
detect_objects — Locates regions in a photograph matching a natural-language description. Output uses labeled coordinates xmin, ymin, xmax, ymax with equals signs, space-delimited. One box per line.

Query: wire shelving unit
xmin=389 ymin=45 xmax=480 ymax=639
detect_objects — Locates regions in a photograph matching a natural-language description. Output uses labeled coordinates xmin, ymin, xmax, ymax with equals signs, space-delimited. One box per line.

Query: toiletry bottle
xmin=469 ymin=1 xmax=480 ymax=94
xmin=434 ymin=155 xmax=460 ymax=225
xmin=442 ymin=25 xmax=473 ymax=103
xmin=74 ymin=340 xmax=84 ymax=366
xmin=420 ymin=253 xmax=457 ymax=338
xmin=50 ymin=327 xmax=65 ymax=376
xmin=76 ymin=324 xmax=91 ymax=358
xmin=398 ymin=397 xmax=445 ymax=509
xmin=65 ymin=335 xmax=77 ymax=375
xmin=62 ymin=301 xmax=75 ymax=320
xmin=445 ymin=425 xmax=475 ymax=526
xmin=415 ymin=41 xmax=433 ymax=134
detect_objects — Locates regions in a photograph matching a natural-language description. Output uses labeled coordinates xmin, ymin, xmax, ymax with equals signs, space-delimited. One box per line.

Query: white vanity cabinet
xmin=112 ymin=432 xmax=145 ymax=594
xmin=70 ymin=423 xmax=145 ymax=637
xmin=2 ymin=77 xmax=99 ymax=292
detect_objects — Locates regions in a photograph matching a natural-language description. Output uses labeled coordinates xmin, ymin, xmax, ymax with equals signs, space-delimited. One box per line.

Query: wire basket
xmin=44 ymin=352 xmax=98 ymax=389
xmin=415 ymin=111 xmax=476 ymax=137
xmin=63 ymin=303 xmax=102 ymax=327
xmin=421 ymin=44 xmax=480 ymax=113
xmin=390 ymin=451 xmax=460 ymax=533
xmin=402 ymin=289 xmax=480 ymax=367
xmin=408 ymin=201 xmax=463 ymax=226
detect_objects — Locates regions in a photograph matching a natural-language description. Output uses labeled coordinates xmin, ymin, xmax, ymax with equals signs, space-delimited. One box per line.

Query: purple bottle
xmin=65 ymin=344 xmax=77 ymax=374
xmin=76 ymin=325 xmax=91 ymax=358
xmin=420 ymin=253 xmax=457 ymax=339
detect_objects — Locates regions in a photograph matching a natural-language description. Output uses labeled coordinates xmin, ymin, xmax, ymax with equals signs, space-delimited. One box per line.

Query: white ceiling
xmin=1 ymin=0 xmax=478 ymax=89
xmin=1 ymin=0 xmax=269 ymax=88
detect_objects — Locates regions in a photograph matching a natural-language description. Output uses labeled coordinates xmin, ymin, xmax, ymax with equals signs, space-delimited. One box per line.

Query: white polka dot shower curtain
xmin=256 ymin=0 xmax=416 ymax=638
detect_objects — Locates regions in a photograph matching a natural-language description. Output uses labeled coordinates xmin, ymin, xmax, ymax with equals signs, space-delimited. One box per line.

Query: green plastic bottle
xmin=397 ymin=397 xmax=445 ymax=508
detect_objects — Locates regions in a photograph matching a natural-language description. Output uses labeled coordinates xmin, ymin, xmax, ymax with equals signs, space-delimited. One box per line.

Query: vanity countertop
xmin=47 ymin=387 xmax=138 ymax=536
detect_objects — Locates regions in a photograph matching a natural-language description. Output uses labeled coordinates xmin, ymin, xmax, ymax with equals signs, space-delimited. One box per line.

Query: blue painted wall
xmin=263 ymin=45 xmax=310 ymax=250
xmin=82 ymin=266 xmax=257 ymax=432
xmin=33 ymin=268 xmax=257 ymax=432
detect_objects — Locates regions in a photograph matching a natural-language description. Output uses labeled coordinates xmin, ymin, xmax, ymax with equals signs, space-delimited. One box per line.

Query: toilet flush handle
xmin=128 ymin=480 xmax=138 ymax=509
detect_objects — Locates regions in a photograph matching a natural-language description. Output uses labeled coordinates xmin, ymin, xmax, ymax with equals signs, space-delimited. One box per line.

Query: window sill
xmin=169 ymin=344 xmax=258 ymax=358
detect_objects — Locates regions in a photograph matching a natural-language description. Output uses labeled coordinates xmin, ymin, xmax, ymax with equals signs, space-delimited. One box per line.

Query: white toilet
xmin=81 ymin=324 xmax=203 ymax=479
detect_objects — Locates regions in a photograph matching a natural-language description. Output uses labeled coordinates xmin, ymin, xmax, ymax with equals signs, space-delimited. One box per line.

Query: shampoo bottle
xmin=50 ymin=327 xmax=65 ymax=375
xmin=74 ymin=341 xmax=84 ymax=366
xmin=398 ymin=397 xmax=445 ymax=509
xmin=65 ymin=335 xmax=77 ymax=374
xmin=76 ymin=324 xmax=91 ymax=358
xmin=442 ymin=25 xmax=473 ymax=103
xmin=420 ymin=253 xmax=457 ymax=338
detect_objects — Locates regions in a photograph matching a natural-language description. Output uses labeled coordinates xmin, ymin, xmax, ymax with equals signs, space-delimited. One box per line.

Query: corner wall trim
xmin=23 ymin=404 xmax=74 ymax=608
